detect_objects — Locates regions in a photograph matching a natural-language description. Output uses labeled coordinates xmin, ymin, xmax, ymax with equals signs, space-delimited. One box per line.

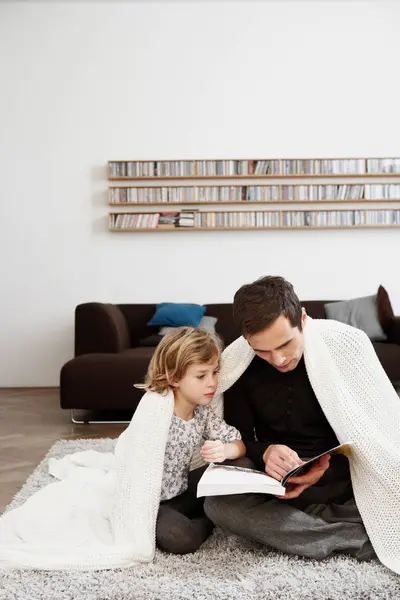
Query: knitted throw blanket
xmin=0 ymin=318 xmax=399 ymax=573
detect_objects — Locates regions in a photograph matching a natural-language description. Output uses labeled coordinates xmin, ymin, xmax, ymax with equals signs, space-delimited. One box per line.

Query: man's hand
xmin=201 ymin=440 xmax=225 ymax=463
xmin=263 ymin=444 xmax=303 ymax=480
xmin=281 ymin=454 xmax=331 ymax=500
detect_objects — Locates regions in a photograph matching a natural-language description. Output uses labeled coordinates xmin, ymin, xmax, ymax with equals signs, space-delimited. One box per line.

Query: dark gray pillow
xmin=324 ymin=295 xmax=387 ymax=341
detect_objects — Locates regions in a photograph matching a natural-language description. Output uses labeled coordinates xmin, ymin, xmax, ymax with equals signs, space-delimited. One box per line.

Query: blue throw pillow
xmin=148 ymin=303 xmax=206 ymax=327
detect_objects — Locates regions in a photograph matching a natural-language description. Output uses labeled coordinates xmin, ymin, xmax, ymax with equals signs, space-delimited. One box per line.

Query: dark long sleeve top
xmin=223 ymin=355 xmax=351 ymax=503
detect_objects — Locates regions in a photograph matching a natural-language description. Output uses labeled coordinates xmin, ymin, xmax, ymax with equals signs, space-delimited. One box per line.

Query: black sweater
xmin=224 ymin=355 xmax=352 ymax=503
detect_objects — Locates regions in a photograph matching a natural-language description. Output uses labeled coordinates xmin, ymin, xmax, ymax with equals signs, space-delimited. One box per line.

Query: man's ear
xmin=301 ymin=307 xmax=307 ymax=324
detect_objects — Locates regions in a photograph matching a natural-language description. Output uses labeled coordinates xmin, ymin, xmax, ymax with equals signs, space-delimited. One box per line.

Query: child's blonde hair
xmin=138 ymin=326 xmax=221 ymax=394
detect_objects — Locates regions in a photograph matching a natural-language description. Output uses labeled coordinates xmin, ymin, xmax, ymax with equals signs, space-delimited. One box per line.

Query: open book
xmin=197 ymin=442 xmax=353 ymax=498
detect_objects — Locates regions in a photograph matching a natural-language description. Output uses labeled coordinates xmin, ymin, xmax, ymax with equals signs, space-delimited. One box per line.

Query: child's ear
xmin=166 ymin=371 xmax=179 ymax=388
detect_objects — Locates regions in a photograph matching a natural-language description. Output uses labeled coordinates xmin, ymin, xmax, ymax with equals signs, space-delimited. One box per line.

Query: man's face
xmin=245 ymin=313 xmax=306 ymax=373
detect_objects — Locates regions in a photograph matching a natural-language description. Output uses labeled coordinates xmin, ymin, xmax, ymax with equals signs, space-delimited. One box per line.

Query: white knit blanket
xmin=0 ymin=318 xmax=399 ymax=573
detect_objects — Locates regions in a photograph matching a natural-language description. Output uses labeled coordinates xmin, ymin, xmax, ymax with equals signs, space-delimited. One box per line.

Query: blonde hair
xmin=137 ymin=326 xmax=221 ymax=394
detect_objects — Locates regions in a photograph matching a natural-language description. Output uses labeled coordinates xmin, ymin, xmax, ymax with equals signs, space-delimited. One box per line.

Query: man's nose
xmin=271 ymin=352 xmax=286 ymax=366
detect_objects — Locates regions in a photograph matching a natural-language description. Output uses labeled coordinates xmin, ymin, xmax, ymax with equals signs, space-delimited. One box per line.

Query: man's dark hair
xmin=233 ymin=276 xmax=302 ymax=336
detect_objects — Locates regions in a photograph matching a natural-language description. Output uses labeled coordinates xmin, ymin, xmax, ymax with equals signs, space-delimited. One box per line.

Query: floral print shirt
xmin=160 ymin=405 xmax=241 ymax=501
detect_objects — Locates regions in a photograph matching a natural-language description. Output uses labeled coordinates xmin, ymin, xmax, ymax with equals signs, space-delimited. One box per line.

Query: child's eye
xmin=197 ymin=375 xmax=205 ymax=380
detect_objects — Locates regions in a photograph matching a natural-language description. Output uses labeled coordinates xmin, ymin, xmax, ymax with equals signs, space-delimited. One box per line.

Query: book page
xmin=205 ymin=463 xmax=283 ymax=488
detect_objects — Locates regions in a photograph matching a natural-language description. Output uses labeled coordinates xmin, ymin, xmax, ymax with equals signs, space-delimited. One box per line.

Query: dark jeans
xmin=156 ymin=465 xmax=213 ymax=554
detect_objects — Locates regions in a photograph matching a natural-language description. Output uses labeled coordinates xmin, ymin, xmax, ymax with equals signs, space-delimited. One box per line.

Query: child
xmin=139 ymin=326 xmax=245 ymax=554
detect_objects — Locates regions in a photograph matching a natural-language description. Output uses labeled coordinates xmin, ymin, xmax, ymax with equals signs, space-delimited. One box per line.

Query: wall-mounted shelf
xmin=107 ymin=157 xmax=400 ymax=231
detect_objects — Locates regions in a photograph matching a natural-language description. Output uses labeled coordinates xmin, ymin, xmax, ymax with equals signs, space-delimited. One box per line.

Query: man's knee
xmin=204 ymin=458 xmax=258 ymax=522
xmin=204 ymin=494 xmax=246 ymax=529
xmin=204 ymin=496 xmax=226 ymax=526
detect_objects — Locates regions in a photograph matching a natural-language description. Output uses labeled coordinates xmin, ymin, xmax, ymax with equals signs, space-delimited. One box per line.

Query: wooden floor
xmin=0 ymin=388 xmax=127 ymax=513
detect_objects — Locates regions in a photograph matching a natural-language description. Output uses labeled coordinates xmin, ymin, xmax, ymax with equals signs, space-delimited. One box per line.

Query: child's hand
xmin=201 ymin=440 xmax=226 ymax=463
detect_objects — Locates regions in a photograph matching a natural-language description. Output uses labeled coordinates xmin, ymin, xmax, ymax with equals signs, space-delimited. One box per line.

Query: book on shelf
xmin=177 ymin=209 xmax=198 ymax=227
xmin=197 ymin=442 xmax=353 ymax=498
xmin=157 ymin=212 xmax=179 ymax=229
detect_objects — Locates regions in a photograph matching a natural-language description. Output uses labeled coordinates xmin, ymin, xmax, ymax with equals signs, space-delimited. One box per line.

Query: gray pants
xmin=204 ymin=461 xmax=375 ymax=561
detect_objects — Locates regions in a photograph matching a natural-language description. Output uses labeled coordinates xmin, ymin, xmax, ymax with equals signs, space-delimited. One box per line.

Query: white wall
xmin=1 ymin=1 xmax=400 ymax=386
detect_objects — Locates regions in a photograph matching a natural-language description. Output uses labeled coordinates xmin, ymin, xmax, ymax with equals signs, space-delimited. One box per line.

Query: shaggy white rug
xmin=1 ymin=438 xmax=399 ymax=600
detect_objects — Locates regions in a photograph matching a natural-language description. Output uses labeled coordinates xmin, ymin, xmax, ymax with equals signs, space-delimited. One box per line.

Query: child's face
xmin=175 ymin=359 xmax=219 ymax=407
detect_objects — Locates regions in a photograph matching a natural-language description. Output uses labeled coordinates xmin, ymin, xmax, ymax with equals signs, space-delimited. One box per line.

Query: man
xmin=204 ymin=275 xmax=375 ymax=561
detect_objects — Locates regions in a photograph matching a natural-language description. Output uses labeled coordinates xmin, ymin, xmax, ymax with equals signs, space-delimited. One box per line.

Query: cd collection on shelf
xmin=109 ymin=209 xmax=400 ymax=231
xmin=108 ymin=157 xmax=400 ymax=179
xmin=107 ymin=156 xmax=400 ymax=232
xmin=109 ymin=183 xmax=400 ymax=205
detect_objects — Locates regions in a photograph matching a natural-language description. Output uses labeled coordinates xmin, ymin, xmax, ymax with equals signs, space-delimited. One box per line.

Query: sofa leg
xmin=70 ymin=409 xmax=131 ymax=425
xmin=71 ymin=409 xmax=88 ymax=424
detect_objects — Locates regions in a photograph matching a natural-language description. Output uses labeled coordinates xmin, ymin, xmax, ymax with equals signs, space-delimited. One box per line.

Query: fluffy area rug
xmin=1 ymin=438 xmax=399 ymax=600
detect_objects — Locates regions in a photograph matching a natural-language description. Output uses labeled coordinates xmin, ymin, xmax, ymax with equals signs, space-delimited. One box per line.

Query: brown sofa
xmin=60 ymin=301 xmax=400 ymax=418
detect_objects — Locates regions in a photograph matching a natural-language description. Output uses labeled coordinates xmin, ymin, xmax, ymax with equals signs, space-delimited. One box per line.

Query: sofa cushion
xmin=147 ymin=303 xmax=206 ymax=327
xmin=376 ymin=285 xmax=395 ymax=334
xmin=122 ymin=347 xmax=157 ymax=359
xmin=372 ymin=342 xmax=400 ymax=383
xmin=138 ymin=334 xmax=162 ymax=347
xmin=302 ymin=301 xmax=333 ymax=320
xmin=60 ymin=350 xmax=154 ymax=411
xmin=198 ymin=315 xmax=218 ymax=333
xmin=159 ymin=315 xmax=218 ymax=336
xmin=324 ymin=295 xmax=386 ymax=341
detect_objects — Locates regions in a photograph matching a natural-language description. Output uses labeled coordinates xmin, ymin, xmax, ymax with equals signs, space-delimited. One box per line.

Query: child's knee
xmin=156 ymin=507 xmax=211 ymax=554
